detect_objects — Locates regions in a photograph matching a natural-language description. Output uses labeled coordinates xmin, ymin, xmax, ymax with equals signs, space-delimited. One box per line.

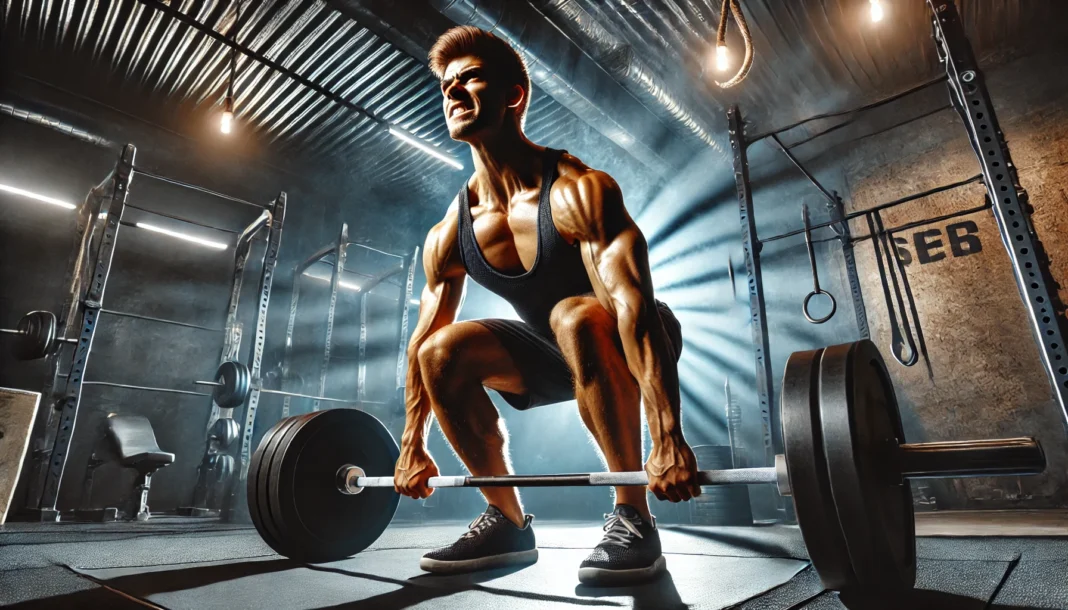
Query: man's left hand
xmin=645 ymin=437 xmax=702 ymax=502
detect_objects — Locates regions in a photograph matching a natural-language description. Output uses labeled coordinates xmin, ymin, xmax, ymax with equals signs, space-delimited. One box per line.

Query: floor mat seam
xmin=64 ymin=552 xmax=279 ymax=571
xmin=984 ymin=552 xmax=1022 ymax=609
xmin=58 ymin=564 xmax=171 ymax=609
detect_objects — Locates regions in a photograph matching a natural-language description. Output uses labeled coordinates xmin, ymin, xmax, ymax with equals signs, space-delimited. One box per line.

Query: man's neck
xmin=467 ymin=128 xmax=544 ymax=207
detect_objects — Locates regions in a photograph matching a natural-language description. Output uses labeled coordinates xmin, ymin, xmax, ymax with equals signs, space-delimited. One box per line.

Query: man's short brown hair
xmin=429 ymin=26 xmax=532 ymax=123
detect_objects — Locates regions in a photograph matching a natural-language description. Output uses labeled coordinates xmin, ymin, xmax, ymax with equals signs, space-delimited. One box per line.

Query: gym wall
xmin=0 ymin=72 xmax=421 ymax=514
xmin=838 ymin=47 xmax=1068 ymax=510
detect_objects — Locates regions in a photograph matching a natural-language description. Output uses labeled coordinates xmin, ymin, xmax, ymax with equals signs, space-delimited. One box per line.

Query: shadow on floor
xmin=81 ymin=557 xmax=302 ymax=596
xmin=306 ymin=562 xmax=623 ymax=609
xmin=667 ymin=525 xmax=802 ymax=558
xmin=838 ymin=588 xmax=1045 ymax=610
xmin=5 ymin=587 xmax=151 ymax=609
xmin=575 ymin=572 xmax=687 ymax=610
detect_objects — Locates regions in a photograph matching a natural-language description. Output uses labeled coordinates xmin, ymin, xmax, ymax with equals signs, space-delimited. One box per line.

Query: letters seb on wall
xmin=891 ymin=220 xmax=983 ymax=266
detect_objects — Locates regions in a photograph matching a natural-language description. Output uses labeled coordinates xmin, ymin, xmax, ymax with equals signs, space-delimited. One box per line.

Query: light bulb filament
xmin=716 ymin=44 xmax=730 ymax=72
xmin=870 ymin=0 xmax=884 ymax=23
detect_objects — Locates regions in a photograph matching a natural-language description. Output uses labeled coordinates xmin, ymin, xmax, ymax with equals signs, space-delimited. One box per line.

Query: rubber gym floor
xmin=2 ymin=511 xmax=1066 ymax=609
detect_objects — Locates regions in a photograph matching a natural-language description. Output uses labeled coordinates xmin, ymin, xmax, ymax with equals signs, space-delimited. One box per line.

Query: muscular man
xmin=395 ymin=26 xmax=700 ymax=586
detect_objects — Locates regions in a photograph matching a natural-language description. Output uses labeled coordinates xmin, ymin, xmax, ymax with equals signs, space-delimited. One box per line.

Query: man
xmin=395 ymin=25 xmax=700 ymax=586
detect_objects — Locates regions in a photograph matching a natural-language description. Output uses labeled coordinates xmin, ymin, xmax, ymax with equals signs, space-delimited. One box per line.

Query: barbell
xmin=246 ymin=340 xmax=1046 ymax=594
xmin=0 ymin=311 xmax=78 ymax=360
xmin=195 ymin=361 xmax=389 ymax=408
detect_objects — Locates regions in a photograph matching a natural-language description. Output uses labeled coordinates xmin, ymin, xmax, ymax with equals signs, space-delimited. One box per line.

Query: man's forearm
xmin=619 ymin=305 xmax=684 ymax=445
xmin=400 ymin=354 xmax=434 ymax=450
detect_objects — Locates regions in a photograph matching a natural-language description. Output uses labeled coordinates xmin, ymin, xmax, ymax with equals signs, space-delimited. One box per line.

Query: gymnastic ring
xmin=803 ymin=290 xmax=837 ymax=324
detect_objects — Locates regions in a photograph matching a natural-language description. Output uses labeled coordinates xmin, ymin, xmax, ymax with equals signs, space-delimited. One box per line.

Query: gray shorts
xmin=472 ymin=300 xmax=683 ymax=410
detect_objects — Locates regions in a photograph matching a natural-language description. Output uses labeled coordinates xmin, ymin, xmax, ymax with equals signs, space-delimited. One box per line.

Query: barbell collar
xmin=898 ymin=437 xmax=1045 ymax=479
xmin=344 ymin=466 xmax=778 ymax=493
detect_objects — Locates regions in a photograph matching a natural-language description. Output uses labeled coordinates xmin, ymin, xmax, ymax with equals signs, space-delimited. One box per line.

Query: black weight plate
xmin=819 ymin=340 xmax=916 ymax=591
xmin=214 ymin=361 xmax=250 ymax=409
xmin=248 ymin=414 xmax=312 ymax=554
xmin=268 ymin=409 xmax=400 ymax=562
xmin=15 ymin=311 xmax=56 ymax=360
xmin=258 ymin=414 xmax=320 ymax=554
xmin=781 ymin=347 xmax=858 ymax=591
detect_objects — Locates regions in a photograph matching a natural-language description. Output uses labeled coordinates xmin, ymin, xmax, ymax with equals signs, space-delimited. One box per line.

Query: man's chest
xmin=469 ymin=193 xmax=543 ymax=273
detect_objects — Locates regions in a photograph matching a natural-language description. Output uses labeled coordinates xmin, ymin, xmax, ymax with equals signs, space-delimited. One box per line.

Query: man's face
xmin=440 ymin=55 xmax=510 ymax=141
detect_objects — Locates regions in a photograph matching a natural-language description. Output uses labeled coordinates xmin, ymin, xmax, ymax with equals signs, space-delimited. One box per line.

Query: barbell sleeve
xmin=898 ymin=437 xmax=1045 ymax=479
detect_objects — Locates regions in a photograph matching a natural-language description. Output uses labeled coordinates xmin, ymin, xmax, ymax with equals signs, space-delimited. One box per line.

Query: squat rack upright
xmin=21 ymin=143 xmax=286 ymax=521
xmin=728 ymin=0 xmax=1068 ymax=521
xmin=277 ymin=224 xmax=418 ymax=419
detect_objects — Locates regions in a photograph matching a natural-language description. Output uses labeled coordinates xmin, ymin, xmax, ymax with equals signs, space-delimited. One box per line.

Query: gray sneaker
xmin=420 ymin=505 xmax=538 ymax=574
xmin=578 ymin=504 xmax=666 ymax=586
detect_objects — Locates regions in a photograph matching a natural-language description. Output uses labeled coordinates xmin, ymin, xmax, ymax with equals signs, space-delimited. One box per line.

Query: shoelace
xmin=599 ymin=512 xmax=644 ymax=547
xmin=461 ymin=511 xmax=500 ymax=539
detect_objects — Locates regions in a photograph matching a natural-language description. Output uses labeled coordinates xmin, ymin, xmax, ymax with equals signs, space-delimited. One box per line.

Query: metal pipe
xmin=747 ymin=76 xmax=948 ymax=144
xmin=747 ymin=74 xmax=948 ymax=144
xmin=0 ymin=102 xmax=113 ymax=148
xmin=899 ymin=437 xmax=1045 ymax=479
xmin=131 ymin=166 xmax=266 ymax=210
xmin=124 ymin=204 xmax=242 ymax=235
xmin=81 ymin=380 xmax=213 ymax=398
xmin=98 ymin=308 xmax=225 ymax=333
xmin=195 ymin=379 xmax=387 ymax=406
xmin=530 ymin=0 xmax=723 ymax=151
xmin=759 ymin=175 xmax=983 ymax=245
xmin=769 ymin=134 xmax=837 ymax=204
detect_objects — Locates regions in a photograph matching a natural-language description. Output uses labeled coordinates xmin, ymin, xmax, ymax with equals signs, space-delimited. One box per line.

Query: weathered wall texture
xmin=836 ymin=49 xmax=1068 ymax=509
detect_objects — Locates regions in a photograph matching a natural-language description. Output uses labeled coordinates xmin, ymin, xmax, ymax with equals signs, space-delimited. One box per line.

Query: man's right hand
xmin=394 ymin=445 xmax=440 ymax=499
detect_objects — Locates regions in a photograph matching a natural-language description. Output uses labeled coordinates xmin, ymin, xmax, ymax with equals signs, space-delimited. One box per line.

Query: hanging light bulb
xmin=221 ymin=96 xmax=234 ymax=134
xmin=716 ymin=43 xmax=730 ymax=72
xmin=870 ymin=0 xmax=885 ymax=23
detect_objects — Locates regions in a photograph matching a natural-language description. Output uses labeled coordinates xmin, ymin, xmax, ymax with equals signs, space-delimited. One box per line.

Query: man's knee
xmin=417 ymin=325 xmax=472 ymax=387
xmin=550 ymin=297 xmax=615 ymax=343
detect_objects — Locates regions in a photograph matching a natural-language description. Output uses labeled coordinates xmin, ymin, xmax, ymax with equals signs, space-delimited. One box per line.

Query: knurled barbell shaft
xmin=343 ymin=466 xmax=781 ymax=494
xmin=898 ymin=437 xmax=1045 ymax=479
xmin=194 ymin=379 xmax=388 ymax=406
xmin=339 ymin=437 xmax=1043 ymax=496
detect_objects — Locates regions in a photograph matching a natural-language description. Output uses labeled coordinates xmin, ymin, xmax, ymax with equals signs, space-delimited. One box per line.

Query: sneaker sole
xmin=420 ymin=549 xmax=539 ymax=574
xmin=577 ymin=555 xmax=667 ymax=586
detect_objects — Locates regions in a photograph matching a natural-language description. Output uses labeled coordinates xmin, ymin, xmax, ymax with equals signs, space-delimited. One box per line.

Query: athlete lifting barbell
xmin=247 ymin=339 xmax=1045 ymax=594
xmin=240 ymin=26 xmax=1048 ymax=594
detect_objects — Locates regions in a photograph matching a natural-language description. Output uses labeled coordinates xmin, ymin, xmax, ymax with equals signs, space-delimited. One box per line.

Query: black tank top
xmin=458 ymin=148 xmax=594 ymax=334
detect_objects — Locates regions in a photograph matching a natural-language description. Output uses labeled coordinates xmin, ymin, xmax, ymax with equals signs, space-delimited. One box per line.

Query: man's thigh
xmin=470 ymin=319 xmax=577 ymax=410
xmin=432 ymin=321 xmax=528 ymax=396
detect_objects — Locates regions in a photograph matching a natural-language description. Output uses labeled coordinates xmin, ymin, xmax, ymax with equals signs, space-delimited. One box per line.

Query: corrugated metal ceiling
xmin=547 ymin=0 xmax=1064 ymax=135
xmin=0 ymin=0 xmax=616 ymax=198
xmin=2 ymin=0 xmax=1061 ymax=196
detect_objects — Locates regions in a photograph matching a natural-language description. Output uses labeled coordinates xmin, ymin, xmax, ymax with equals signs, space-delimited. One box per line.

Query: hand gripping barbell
xmin=0 ymin=311 xmax=78 ymax=360
xmin=246 ymin=340 xmax=1046 ymax=595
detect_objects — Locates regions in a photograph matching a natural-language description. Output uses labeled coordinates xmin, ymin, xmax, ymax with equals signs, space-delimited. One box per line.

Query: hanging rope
xmin=227 ymin=0 xmax=241 ymax=102
xmin=715 ymin=0 xmax=753 ymax=89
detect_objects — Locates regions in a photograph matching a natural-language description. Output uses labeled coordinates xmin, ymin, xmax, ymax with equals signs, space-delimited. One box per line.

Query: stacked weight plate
xmin=689 ymin=445 xmax=753 ymax=525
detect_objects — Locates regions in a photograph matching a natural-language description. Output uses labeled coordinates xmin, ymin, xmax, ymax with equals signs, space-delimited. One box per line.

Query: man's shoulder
xmin=551 ymin=153 xmax=622 ymax=208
